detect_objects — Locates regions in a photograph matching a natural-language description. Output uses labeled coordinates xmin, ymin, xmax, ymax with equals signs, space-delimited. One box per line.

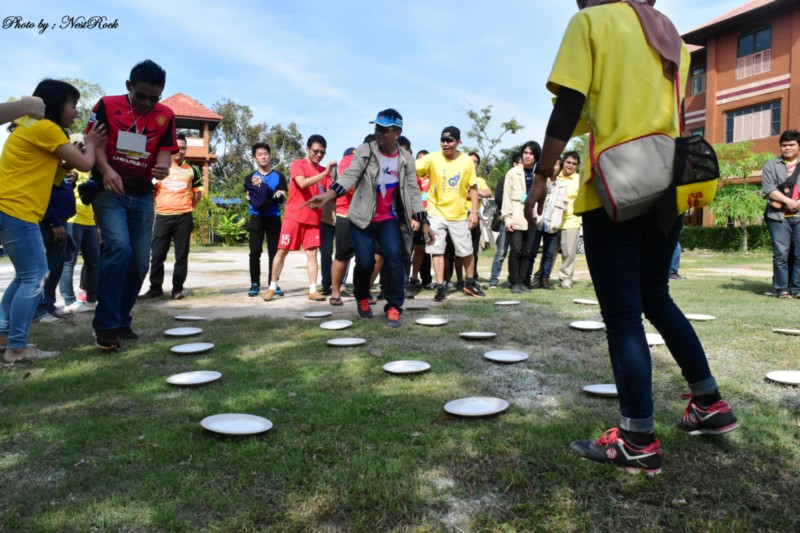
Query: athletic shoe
xmin=247 ymin=283 xmax=260 ymax=297
xmin=423 ymin=282 xmax=437 ymax=290
xmin=357 ymin=298 xmax=373 ymax=319
xmin=456 ymin=281 xmax=465 ymax=292
xmin=320 ymin=286 xmax=332 ymax=296
xmin=386 ymin=307 xmax=401 ymax=328
xmin=53 ymin=306 xmax=73 ymax=318
xmin=275 ymin=286 xmax=284 ymax=297
xmin=34 ymin=312 xmax=61 ymax=324
xmin=65 ymin=301 xmax=96 ymax=313
xmin=117 ymin=326 xmax=139 ymax=340
xmin=95 ymin=329 xmax=121 ymax=351
xmin=262 ymin=289 xmax=276 ymax=301
xmin=464 ymin=281 xmax=486 ymax=297
xmin=308 ymin=291 xmax=326 ymax=301
xmin=434 ymin=284 xmax=448 ymax=302
xmin=339 ymin=288 xmax=352 ymax=298
xmin=3 ymin=345 xmax=60 ymax=363
xmin=677 ymin=395 xmax=739 ymax=436
xmin=569 ymin=427 xmax=662 ymax=475
xmin=138 ymin=288 xmax=164 ymax=300
xmin=171 ymin=290 xmax=185 ymax=300
xmin=560 ymin=279 xmax=574 ymax=289
xmin=511 ymin=284 xmax=525 ymax=295
xmin=445 ymin=281 xmax=455 ymax=292
xmin=488 ymin=284 xmax=498 ymax=290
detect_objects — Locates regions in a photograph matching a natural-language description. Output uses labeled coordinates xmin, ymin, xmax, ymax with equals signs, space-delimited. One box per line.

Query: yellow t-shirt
xmin=557 ymin=172 xmax=582 ymax=230
xmin=0 ymin=119 xmax=69 ymax=223
xmin=69 ymin=171 xmax=95 ymax=226
xmin=464 ymin=176 xmax=489 ymax=212
xmin=416 ymin=151 xmax=476 ymax=221
xmin=547 ymin=3 xmax=690 ymax=215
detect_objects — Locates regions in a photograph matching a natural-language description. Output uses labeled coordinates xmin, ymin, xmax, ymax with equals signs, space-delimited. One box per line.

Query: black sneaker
xmin=677 ymin=395 xmax=739 ymax=435
xmin=117 ymin=326 xmax=139 ymax=340
xmin=319 ymin=286 xmax=332 ymax=296
xmin=570 ymin=427 xmax=662 ymax=475
xmin=357 ymin=298 xmax=374 ymax=319
xmin=511 ymin=284 xmax=525 ymax=295
xmin=138 ymin=288 xmax=164 ymax=300
xmin=95 ymin=329 xmax=121 ymax=351
xmin=464 ymin=281 xmax=486 ymax=297
xmin=247 ymin=283 xmax=260 ymax=297
xmin=434 ymin=284 xmax=448 ymax=302
xmin=456 ymin=281 xmax=465 ymax=292
xmin=171 ymin=290 xmax=185 ymax=300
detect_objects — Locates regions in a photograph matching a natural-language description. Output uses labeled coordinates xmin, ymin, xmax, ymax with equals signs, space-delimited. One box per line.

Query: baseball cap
xmin=441 ymin=126 xmax=461 ymax=141
xmin=370 ymin=108 xmax=403 ymax=129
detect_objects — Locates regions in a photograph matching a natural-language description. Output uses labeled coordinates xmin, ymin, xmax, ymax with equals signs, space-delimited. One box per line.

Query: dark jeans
xmin=248 ymin=215 xmax=281 ymax=285
xmin=320 ymin=222 xmax=335 ymax=288
xmin=149 ymin=212 xmax=194 ymax=292
xmin=507 ymin=228 xmax=536 ymax=286
xmin=583 ymin=208 xmax=717 ymax=433
xmin=36 ymin=223 xmax=70 ymax=317
xmin=350 ymin=219 xmax=404 ymax=312
xmin=59 ymin=222 xmax=100 ymax=305
xmin=529 ymin=229 xmax=558 ymax=283
xmin=766 ymin=217 xmax=800 ymax=294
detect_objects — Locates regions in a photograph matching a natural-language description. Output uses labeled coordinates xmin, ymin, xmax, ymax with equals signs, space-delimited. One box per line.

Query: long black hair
xmin=9 ymin=79 xmax=79 ymax=134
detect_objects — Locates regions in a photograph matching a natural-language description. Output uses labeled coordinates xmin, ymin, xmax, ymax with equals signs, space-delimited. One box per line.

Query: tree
xmin=566 ymin=133 xmax=589 ymax=160
xmin=709 ymin=140 xmax=776 ymax=252
xmin=60 ymin=77 xmax=105 ymax=134
xmin=464 ymin=105 xmax=523 ymax=179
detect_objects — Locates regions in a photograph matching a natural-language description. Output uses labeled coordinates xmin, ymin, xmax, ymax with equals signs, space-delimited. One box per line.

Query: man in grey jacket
xmin=762 ymin=129 xmax=800 ymax=298
xmin=305 ymin=109 xmax=434 ymax=327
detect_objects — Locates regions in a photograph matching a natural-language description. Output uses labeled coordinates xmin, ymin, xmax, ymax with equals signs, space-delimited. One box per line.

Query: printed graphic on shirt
xmin=374 ymin=152 xmax=399 ymax=222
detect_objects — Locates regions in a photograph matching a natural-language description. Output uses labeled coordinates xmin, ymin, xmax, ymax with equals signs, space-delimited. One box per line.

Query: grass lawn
xmin=1 ymin=249 xmax=798 ymax=531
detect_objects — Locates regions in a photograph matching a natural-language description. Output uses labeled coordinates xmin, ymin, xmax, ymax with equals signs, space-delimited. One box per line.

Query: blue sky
xmin=2 ymin=0 xmax=743 ymax=171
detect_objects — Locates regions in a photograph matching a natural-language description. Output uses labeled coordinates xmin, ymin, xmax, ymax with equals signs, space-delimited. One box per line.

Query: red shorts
xmin=278 ymin=219 xmax=320 ymax=251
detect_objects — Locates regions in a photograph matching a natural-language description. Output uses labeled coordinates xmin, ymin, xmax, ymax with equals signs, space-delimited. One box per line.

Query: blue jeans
xmin=59 ymin=223 xmax=100 ymax=305
xmin=583 ymin=208 xmax=717 ymax=433
xmin=669 ymin=241 xmax=682 ymax=275
xmin=0 ymin=211 xmax=49 ymax=349
xmin=489 ymin=224 xmax=509 ymax=286
xmin=529 ymin=229 xmax=558 ymax=282
xmin=92 ymin=191 xmax=155 ymax=332
xmin=767 ymin=217 xmax=800 ymax=294
xmin=350 ymin=219 xmax=404 ymax=312
xmin=35 ymin=224 xmax=70 ymax=317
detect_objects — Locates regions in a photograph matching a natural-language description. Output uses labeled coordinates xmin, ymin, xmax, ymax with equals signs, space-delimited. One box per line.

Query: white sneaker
xmin=34 ymin=312 xmax=61 ymax=324
xmin=65 ymin=301 xmax=96 ymax=313
xmin=53 ymin=306 xmax=74 ymax=318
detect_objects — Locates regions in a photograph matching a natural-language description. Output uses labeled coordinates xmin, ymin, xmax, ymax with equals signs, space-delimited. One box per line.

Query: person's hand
xmin=505 ymin=222 xmax=514 ymax=232
xmin=21 ymin=96 xmax=45 ymax=119
xmin=302 ymin=191 xmax=334 ymax=210
xmin=84 ymin=121 xmax=107 ymax=148
xmin=273 ymin=191 xmax=285 ymax=200
xmin=52 ymin=226 xmax=67 ymax=243
xmin=411 ymin=219 xmax=420 ymax=231
xmin=326 ymin=160 xmax=338 ymax=174
xmin=423 ymin=224 xmax=436 ymax=246
xmin=103 ymin=168 xmax=124 ymax=195
xmin=468 ymin=211 xmax=478 ymax=230
xmin=152 ymin=165 xmax=169 ymax=180
xmin=524 ymin=174 xmax=548 ymax=227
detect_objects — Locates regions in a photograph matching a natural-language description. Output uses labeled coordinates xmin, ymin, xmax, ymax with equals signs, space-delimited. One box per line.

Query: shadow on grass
xmin=720 ymin=276 xmax=774 ymax=296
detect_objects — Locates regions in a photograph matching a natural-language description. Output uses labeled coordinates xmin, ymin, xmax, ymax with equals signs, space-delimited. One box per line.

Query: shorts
xmin=425 ymin=216 xmax=473 ymax=257
xmin=334 ymin=216 xmax=354 ymax=261
xmin=278 ymin=219 xmax=320 ymax=251
xmin=413 ymin=227 xmax=426 ymax=246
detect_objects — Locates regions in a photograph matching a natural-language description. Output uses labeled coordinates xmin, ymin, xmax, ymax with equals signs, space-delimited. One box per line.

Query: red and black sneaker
xmin=677 ymin=394 xmax=739 ymax=436
xmin=357 ymin=298 xmax=373 ymax=319
xmin=385 ymin=307 xmax=401 ymax=328
xmin=569 ymin=427 xmax=662 ymax=475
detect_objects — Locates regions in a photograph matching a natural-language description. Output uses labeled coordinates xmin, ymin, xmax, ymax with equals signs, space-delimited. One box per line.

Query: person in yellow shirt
xmin=0 ymin=79 xmax=106 ymax=363
xmin=553 ymin=152 xmax=582 ymax=288
xmin=523 ymin=0 xmax=737 ymax=474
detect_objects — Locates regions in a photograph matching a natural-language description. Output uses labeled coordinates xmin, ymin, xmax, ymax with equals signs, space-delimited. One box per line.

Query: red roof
xmin=162 ymin=93 xmax=222 ymax=122
xmin=687 ymin=0 xmax=776 ymax=33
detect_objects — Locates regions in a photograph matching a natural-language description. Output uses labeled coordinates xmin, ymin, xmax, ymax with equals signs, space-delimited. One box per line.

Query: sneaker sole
xmin=681 ymin=421 xmax=740 ymax=436
xmin=95 ymin=341 xmax=120 ymax=351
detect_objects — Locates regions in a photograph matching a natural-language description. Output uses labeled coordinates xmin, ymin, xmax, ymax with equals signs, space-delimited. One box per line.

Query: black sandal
xmin=329 ymin=296 xmax=343 ymax=306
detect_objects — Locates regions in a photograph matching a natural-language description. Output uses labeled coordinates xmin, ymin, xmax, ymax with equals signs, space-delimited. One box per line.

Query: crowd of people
xmin=1 ymin=0 xmax=746 ymax=474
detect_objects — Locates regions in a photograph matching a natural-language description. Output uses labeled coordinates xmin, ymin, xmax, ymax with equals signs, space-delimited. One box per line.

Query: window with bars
xmin=736 ymin=27 xmax=771 ymax=79
xmin=725 ymin=101 xmax=781 ymax=143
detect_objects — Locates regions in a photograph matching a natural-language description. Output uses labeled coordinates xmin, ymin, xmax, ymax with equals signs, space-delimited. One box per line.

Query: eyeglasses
xmin=440 ymin=137 xmax=457 ymax=143
xmin=133 ymin=90 xmax=161 ymax=103
xmin=375 ymin=125 xmax=398 ymax=134
xmin=310 ymin=148 xmax=326 ymax=156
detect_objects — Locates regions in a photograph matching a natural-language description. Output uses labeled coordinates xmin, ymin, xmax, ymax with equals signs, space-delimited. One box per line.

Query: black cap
xmin=441 ymin=126 xmax=461 ymax=141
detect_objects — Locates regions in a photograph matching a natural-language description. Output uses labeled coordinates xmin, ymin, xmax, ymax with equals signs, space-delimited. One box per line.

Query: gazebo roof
xmin=162 ymin=93 xmax=223 ymax=130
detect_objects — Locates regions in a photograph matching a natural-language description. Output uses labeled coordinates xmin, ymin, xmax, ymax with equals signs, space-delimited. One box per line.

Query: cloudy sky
xmin=1 ymin=0 xmax=743 ymax=168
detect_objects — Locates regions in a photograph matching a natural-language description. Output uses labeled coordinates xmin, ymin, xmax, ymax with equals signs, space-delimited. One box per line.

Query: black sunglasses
xmin=133 ymin=90 xmax=161 ymax=103
xmin=440 ymin=137 xmax=457 ymax=143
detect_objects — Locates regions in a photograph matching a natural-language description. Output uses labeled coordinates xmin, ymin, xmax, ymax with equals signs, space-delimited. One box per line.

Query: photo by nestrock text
xmin=2 ymin=16 xmax=118 ymax=34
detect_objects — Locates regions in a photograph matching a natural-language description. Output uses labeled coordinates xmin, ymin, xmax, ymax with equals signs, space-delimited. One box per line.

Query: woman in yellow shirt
xmin=0 ymin=79 xmax=106 ymax=363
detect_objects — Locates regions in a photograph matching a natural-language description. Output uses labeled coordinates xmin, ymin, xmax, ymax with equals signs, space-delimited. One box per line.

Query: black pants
xmin=248 ymin=215 xmax=282 ymax=284
xmin=320 ymin=222 xmax=335 ymax=288
xmin=508 ymin=228 xmax=536 ymax=286
xmin=149 ymin=212 xmax=194 ymax=291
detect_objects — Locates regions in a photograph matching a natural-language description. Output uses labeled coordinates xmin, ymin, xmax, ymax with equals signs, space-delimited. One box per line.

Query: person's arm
xmin=294 ymin=160 xmax=337 ymax=189
xmin=308 ymin=144 xmax=370 ymax=208
xmin=494 ymin=176 xmax=505 ymax=209
xmin=53 ymin=121 xmax=107 ymax=172
xmin=0 ymin=96 xmax=44 ymax=124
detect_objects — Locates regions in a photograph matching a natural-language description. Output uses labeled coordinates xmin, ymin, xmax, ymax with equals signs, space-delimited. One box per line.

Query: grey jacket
xmin=330 ymin=142 xmax=427 ymax=230
xmin=762 ymin=157 xmax=794 ymax=222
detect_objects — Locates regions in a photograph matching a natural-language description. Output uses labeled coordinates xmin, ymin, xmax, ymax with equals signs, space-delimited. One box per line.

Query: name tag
xmin=117 ymin=131 xmax=147 ymax=154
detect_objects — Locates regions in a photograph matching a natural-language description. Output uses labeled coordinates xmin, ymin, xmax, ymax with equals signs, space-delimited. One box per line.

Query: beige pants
xmin=558 ymin=228 xmax=581 ymax=281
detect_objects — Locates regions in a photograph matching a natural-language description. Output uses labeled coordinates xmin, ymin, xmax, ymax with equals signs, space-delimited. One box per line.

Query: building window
xmin=690 ymin=66 xmax=706 ymax=95
xmin=691 ymin=129 xmax=705 ymax=138
xmin=736 ymin=27 xmax=771 ymax=79
xmin=725 ymin=101 xmax=781 ymax=143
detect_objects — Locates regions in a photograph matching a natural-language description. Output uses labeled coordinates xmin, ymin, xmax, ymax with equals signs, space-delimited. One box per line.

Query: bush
xmin=681 ymin=224 xmax=772 ymax=252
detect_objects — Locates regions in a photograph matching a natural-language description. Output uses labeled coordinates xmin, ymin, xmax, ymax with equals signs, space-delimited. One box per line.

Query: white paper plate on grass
xmin=170 ymin=342 xmax=215 ymax=355
xmin=383 ymin=360 xmax=431 ymax=374
xmin=494 ymin=300 xmax=521 ymax=306
xmin=304 ymin=310 xmax=332 ymax=319
xmin=569 ymin=320 xmax=605 ymax=331
xmin=444 ymin=397 xmax=509 ymax=417
xmin=573 ymin=298 xmax=599 ymax=306
xmin=416 ymin=317 xmax=448 ymax=327
xmin=326 ymin=337 xmax=366 ymax=347
xmin=174 ymin=315 xmax=206 ymax=321
xmin=460 ymin=331 xmax=497 ymax=340
xmin=766 ymin=370 xmax=800 ymax=385
xmin=200 ymin=414 xmax=273 ymax=435
xmin=320 ymin=319 xmax=352 ymax=330
xmin=773 ymin=328 xmax=800 ymax=336
xmin=167 ymin=370 xmax=221 ymax=386
xmin=685 ymin=313 xmax=716 ymax=321
xmin=582 ymin=383 xmax=618 ymax=397
xmin=483 ymin=350 xmax=528 ymax=363
xmin=646 ymin=332 xmax=665 ymax=346
xmin=165 ymin=327 xmax=203 ymax=337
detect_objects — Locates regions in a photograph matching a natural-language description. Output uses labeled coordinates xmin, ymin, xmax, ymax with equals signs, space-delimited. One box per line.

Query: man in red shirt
xmin=88 ymin=60 xmax=178 ymax=350
xmin=262 ymin=134 xmax=337 ymax=301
